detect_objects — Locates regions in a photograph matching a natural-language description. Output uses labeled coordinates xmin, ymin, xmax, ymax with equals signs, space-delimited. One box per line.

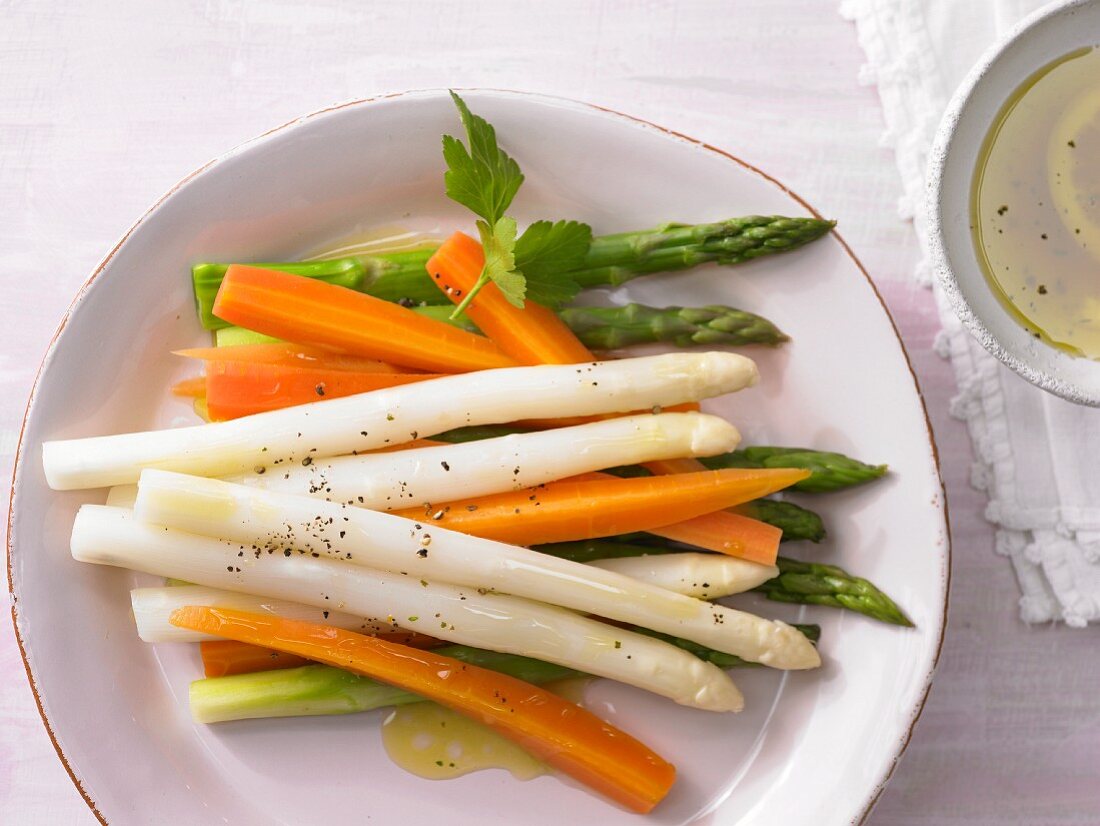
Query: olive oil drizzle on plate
xmin=380 ymin=678 xmax=593 ymax=781
xmin=971 ymin=46 xmax=1100 ymax=357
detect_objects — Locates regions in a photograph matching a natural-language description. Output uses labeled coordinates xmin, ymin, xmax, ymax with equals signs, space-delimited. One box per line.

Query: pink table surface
xmin=2 ymin=2 xmax=1097 ymax=823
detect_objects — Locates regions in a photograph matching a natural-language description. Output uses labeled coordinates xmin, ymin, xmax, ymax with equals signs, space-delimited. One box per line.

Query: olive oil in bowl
xmin=971 ymin=46 xmax=1100 ymax=357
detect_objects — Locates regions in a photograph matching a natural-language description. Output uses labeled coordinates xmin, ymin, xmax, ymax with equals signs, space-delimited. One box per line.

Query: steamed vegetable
xmin=203 ymin=361 xmax=442 ymax=421
xmin=757 ymin=557 xmax=914 ymax=627
xmin=735 ymin=499 xmax=826 ymax=543
xmin=73 ymin=505 xmax=744 ymax=710
xmin=426 ymin=231 xmax=595 ymax=363
xmin=43 ymin=351 xmax=756 ymax=489
xmin=537 ymin=539 xmax=913 ymax=627
xmin=133 ymin=470 xmax=821 ymax=669
xmin=647 ymin=509 xmax=783 ymax=565
xmin=390 ymin=468 xmax=809 ymax=549
xmin=131 ymin=584 xmax=388 ymax=643
xmin=700 ymin=446 xmax=888 ymax=493
xmin=200 ymin=635 xmax=443 ymax=678
xmin=176 ymin=343 xmax=402 ymax=373
xmin=225 ymin=413 xmax=740 ymax=509
xmin=170 ymin=376 xmax=206 ymax=398
xmin=211 ymin=265 xmax=516 ymax=373
xmin=170 ymin=606 xmax=676 ymax=814
xmin=556 ymin=303 xmax=788 ymax=350
xmin=220 ymin=298 xmax=790 ymax=352
xmin=190 ymin=649 xmax=579 ymax=723
xmin=632 ymin=623 xmax=820 ymax=670
xmin=192 ymin=215 xmax=835 ymax=325
xmin=200 ymin=641 xmax=310 ymax=677
xmin=588 ymin=553 xmax=778 ymax=599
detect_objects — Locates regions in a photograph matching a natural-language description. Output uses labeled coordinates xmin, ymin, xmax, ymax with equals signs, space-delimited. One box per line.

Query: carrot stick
xmin=426 ymin=232 xmax=594 ymax=365
xmin=203 ymin=361 xmax=443 ymax=421
xmin=200 ymin=631 xmax=445 ymax=678
xmin=644 ymin=457 xmax=707 ymax=475
xmin=200 ymin=641 xmax=310 ymax=678
xmin=638 ymin=457 xmax=782 ymax=563
xmin=394 ymin=467 xmax=808 ymax=546
xmin=171 ymin=606 xmax=676 ymax=813
xmin=176 ymin=343 xmax=404 ymax=374
xmin=649 ymin=510 xmax=782 ymax=566
xmin=212 ymin=265 xmax=517 ymax=373
xmin=171 ymin=376 xmax=207 ymax=398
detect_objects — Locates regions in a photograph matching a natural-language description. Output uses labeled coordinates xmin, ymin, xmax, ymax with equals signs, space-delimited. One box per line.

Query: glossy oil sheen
xmin=971 ymin=46 xmax=1100 ymax=357
xmin=380 ymin=678 xmax=592 ymax=782
xmin=302 ymin=226 xmax=442 ymax=260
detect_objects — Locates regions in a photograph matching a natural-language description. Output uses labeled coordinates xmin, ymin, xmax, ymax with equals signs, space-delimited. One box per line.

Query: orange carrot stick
xmin=203 ymin=361 xmax=443 ymax=421
xmin=649 ymin=510 xmax=782 ymax=566
xmin=212 ymin=265 xmax=517 ymax=373
xmin=200 ymin=641 xmax=311 ymax=678
xmin=200 ymin=632 xmax=444 ymax=678
xmin=172 ymin=606 xmax=675 ymax=813
xmin=176 ymin=343 xmax=405 ymax=374
xmin=426 ymin=232 xmax=594 ymax=365
xmin=638 ymin=457 xmax=782 ymax=563
xmin=394 ymin=467 xmax=808 ymax=546
xmin=171 ymin=376 xmax=207 ymax=398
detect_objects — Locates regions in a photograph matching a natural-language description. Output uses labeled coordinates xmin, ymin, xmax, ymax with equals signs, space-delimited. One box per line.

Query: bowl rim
xmin=927 ymin=0 xmax=1100 ymax=405
xmin=6 ymin=87 xmax=950 ymax=825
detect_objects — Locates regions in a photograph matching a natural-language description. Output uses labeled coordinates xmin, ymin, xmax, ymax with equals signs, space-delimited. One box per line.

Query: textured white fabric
xmin=841 ymin=0 xmax=1100 ymax=625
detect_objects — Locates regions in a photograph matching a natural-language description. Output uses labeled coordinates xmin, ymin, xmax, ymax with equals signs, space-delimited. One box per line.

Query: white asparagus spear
xmin=588 ymin=554 xmax=779 ymax=600
xmin=131 ymin=586 xmax=383 ymax=643
xmin=106 ymin=485 xmax=137 ymax=508
xmin=43 ymin=351 xmax=757 ymax=490
xmin=105 ymin=412 xmax=738 ymax=511
xmin=73 ymin=506 xmax=742 ymax=711
xmin=131 ymin=553 xmax=770 ymax=643
xmin=225 ymin=412 xmax=739 ymax=509
xmin=133 ymin=470 xmax=820 ymax=669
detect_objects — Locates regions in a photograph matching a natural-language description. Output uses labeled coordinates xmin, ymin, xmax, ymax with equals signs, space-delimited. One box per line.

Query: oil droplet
xmin=379 ymin=678 xmax=593 ymax=781
xmin=381 ymin=703 xmax=546 ymax=781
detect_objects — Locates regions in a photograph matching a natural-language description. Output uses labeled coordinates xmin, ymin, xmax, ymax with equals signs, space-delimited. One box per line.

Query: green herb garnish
xmin=443 ymin=92 xmax=591 ymax=316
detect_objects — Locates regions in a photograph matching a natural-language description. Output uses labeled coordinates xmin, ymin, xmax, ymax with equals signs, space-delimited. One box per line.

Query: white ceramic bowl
xmin=8 ymin=90 xmax=948 ymax=824
xmin=928 ymin=0 xmax=1100 ymax=404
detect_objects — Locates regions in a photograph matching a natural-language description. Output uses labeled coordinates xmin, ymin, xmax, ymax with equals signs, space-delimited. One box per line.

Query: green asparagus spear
xmin=192 ymin=216 xmax=834 ymax=330
xmin=754 ymin=557 xmax=913 ymax=627
xmin=570 ymin=217 xmax=835 ymax=288
xmin=190 ymin=644 xmax=579 ymax=724
xmin=558 ymin=304 xmax=788 ymax=349
xmin=600 ymin=447 xmax=882 ymax=495
xmin=701 ymin=446 xmax=887 ymax=493
xmin=410 ymin=302 xmax=787 ymax=349
xmin=536 ymin=539 xmax=911 ymax=627
xmin=535 ymin=538 xmax=672 ymax=564
xmin=631 ymin=624 xmax=820 ymax=669
xmin=735 ymin=500 xmax=826 ymax=543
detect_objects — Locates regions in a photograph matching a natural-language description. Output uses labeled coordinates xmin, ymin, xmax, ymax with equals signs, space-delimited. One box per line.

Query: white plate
xmin=7 ymin=90 xmax=948 ymax=825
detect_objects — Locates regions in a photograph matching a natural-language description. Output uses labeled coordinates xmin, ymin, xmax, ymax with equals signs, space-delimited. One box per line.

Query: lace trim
xmin=839 ymin=0 xmax=1088 ymax=623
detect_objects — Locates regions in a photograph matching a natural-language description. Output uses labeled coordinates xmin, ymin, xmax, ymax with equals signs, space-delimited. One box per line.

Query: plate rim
xmin=5 ymin=87 xmax=951 ymax=826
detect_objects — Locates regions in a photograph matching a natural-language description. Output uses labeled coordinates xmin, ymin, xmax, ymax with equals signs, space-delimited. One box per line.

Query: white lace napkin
xmin=841 ymin=0 xmax=1100 ymax=624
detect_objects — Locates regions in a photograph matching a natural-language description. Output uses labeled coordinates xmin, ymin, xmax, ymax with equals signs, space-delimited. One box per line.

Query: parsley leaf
xmin=476 ymin=217 xmax=525 ymax=307
xmin=442 ymin=92 xmax=594 ymax=317
xmin=443 ymin=91 xmax=524 ymax=225
xmin=514 ymin=220 xmax=592 ymax=307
